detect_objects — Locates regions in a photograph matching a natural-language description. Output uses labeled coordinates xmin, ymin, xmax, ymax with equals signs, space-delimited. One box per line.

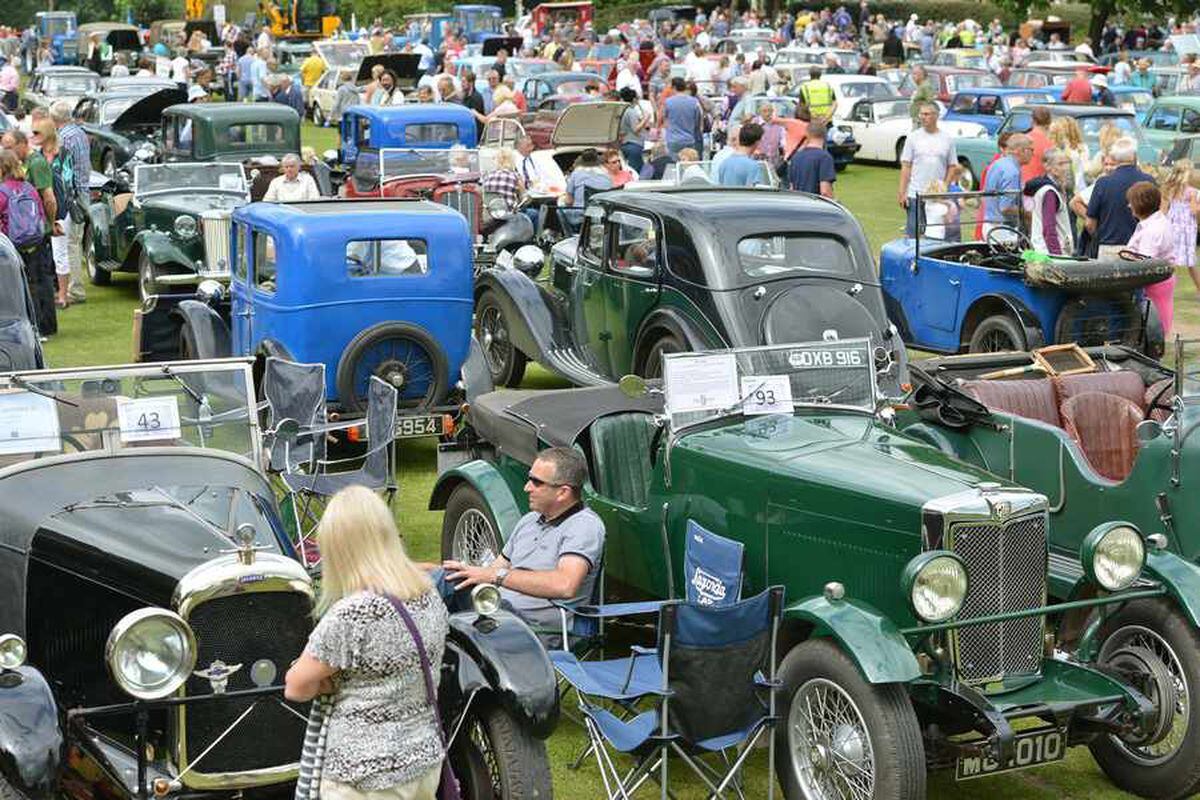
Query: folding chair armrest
xmin=310 ymin=435 xmax=394 ymax=468
xmin=754 ymin=673 xmax=783 ymax=690
xmin=570 ymin=600 xmax=667 ymax=620
xmin=630 ymin=645 xmax=657 ymax=657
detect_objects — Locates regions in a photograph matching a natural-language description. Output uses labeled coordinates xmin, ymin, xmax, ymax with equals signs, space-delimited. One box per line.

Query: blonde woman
xmin=1048 ymin=117 xmax=1089 ymax=194
xmin=31 ymin=120 xmax=69 ymax=308
xmin=1085 ymin=123 xmax=1122 ymax=183
xmin=1160 ymin=159 xmax=1200 ymax=291
xmin=285 ymin=485 xmax=449 ymax=800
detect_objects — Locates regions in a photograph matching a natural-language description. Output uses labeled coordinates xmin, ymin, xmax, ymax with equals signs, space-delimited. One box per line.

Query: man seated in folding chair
xmin=443 ymin=447 xmax=605 ymax=647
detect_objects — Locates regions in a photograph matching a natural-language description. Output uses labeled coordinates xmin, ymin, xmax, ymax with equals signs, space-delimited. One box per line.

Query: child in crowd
xmin=1159 ymin=159 xmax=1200 ymax=292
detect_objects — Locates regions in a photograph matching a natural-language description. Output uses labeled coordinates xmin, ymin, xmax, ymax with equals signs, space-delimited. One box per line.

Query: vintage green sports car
xmin=432 ymin=337 xmax=1200 ymax=800
xmin=86 ymin=162 xmax=250 ymax=301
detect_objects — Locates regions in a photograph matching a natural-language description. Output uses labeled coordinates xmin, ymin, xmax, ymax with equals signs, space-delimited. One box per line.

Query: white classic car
xmin=841 ymin=96 xmax=986 ymax=164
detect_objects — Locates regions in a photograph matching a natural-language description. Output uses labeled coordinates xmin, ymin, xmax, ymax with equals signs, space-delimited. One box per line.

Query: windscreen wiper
xmin=8 ymin=375 xmax=78 ymax=407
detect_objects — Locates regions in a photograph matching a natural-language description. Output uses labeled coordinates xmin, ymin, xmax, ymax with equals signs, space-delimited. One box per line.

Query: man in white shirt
xmin=263 ymin=154 xmax=322 ymax=202
xmin=615 ymin=60 xmax=642 ymax=97
xmin=170 ymin=53 xmax=190 ymax=84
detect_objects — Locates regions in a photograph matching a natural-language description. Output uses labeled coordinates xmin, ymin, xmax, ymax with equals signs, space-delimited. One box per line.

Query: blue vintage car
xmin=339 ymin=104 xmax=479 ymax=167
xmin=141 ymin=200 xmax=474 ymax=417
xmin=879 ymin=191 xmax=1170 ymax=356
xmin=452 ymin=4 xmax=504 ymax=43
xmin=35 ymin=11 xmax=77 ymax=66
xmin=941 ymin=88 xmax=1058 ymax=134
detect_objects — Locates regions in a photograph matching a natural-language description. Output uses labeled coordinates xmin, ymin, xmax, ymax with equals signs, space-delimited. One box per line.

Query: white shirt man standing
xmin=897 ymin=101 xmax=958 ymax=237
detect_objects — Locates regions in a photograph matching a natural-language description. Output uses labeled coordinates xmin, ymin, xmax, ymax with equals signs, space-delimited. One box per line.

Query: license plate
xmin=955 ymin=727 xmax=1066 ymax=781
xmin=395 ymin=414 xmax=446 ymax=439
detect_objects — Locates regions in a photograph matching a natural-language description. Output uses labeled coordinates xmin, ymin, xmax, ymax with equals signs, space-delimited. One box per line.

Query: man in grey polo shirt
xmin=444 ymin=447 xmax=605 ymax=636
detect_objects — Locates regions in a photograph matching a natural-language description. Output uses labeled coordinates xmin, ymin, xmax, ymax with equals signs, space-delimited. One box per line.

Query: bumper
xmin=910 ymin=657 xmax=1155 ymax=769
xmin=828 ymin=141 xmax=861 ymax=167
xmin=156 ymin=272 xmax=230 ymax=286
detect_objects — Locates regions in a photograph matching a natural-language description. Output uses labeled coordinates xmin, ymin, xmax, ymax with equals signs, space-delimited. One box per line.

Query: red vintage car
xmin=342 ymin=148 xmax=485 ymax=238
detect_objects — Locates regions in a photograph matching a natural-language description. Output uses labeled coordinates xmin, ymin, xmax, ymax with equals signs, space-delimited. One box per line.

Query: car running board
xmin=543 ymin=345 xmax=613 ymax=388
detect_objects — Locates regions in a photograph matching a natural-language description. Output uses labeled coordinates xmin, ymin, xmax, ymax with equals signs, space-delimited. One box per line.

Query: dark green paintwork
xmin=92 ymin=192 xmax=243 ymax=272
xmin=789 ymin=595 xmax=922 ymax=683
xmin=159 ymin=103 xmax=301 ymax=163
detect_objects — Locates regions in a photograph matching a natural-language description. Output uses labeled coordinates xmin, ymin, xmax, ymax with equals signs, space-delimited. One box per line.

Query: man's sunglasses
xmin=527 ymin=473 xmax=566 ymax=488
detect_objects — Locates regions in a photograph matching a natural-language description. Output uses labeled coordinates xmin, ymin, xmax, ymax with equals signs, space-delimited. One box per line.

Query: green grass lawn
xmin=44 ymin=124 xmax=1170 ymax=798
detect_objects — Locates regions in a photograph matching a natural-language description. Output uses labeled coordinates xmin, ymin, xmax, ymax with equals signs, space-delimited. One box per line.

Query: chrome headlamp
xmin=106 ymin=608 xmax=197 ymax=700
xmin=173 ymin=215 xmax=198 ymax=238
xmin=902 ymin=551 xmax=968 ymax=623
xmin=0 ymin=633 xmax=26 ymax=670
xmin=471 ymin=584 xmax=502 ymax=616
xmin=132 ymin=143 xmax=156 ymax=162
xmin=1082 ymin=522 xmax=1145 ymax=592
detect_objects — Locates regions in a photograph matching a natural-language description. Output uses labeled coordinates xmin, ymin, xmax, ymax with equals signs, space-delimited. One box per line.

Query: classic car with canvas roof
xmin=472 ymin=187 xmax=909 ymax=390
xmin=432 ymin=336 xmax=1200 ymax=800
xmin=76 ymin=86 xmax=187 ymax=176
xmin=880 ymin=190 xmax=1171 ymax=356
xmin=86 ymin=162 xmax=250 ymax=301
xmin=22 ymin=65 xmax=100 ymax=113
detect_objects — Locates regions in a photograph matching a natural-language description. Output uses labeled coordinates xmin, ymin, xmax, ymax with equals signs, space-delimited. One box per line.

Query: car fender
xmin=959 ymin=293 xmax=1045 ymax=350
xmin=134 ymin=230 xmax=192 ymax=271
xmin=86 ymin=201 xmax=113 ymax=259
xmin=429 ymin=460 xmax=524 ymax=542
xmin=447 ymin=611 xmax=560 ymax=738
xmin=173 ymin=299 xmax=231 ymax=359
xmin=0 ymin=665 xmax=63 ymax=799
xmin=474 ymin=268 xmax=557 ymax=365
xmin=633 ymin=308 xmax=710 ymax=366
xmin=786 ymin=595 xmax=921 ymax=684
xmin=1144 ymin=549 xmax=1200 ymax=628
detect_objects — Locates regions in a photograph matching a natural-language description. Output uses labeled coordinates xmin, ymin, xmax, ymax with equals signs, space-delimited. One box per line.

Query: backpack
xmin=49 ymin=151 xmax=72 ymax=222
xmin=0 ymin=180 xmax=46 ymax=248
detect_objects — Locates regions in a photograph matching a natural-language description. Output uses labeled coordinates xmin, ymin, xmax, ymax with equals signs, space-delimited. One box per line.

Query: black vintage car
xmin=76 ymin=86 xmax=187 ymax=176
xmin=0 ymin=359 xmax=558 ymax=800
xmin=475 ymin=187 xmax=907 ymax=390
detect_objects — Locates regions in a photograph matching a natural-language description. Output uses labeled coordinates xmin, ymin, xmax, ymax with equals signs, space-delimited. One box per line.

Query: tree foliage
xmin=990 ymin=0 xmax=1192 ymax=45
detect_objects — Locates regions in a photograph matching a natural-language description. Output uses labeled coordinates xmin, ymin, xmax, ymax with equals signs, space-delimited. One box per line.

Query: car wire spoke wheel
xmin=336 ymin=322 xmax=449 ymax=414
xmin=1102 ymin=624 xmax=1190 ymax=764
xmin=452 ymin=508 xmax=499 ymax=566
xmin=791 ymin=677 xmax=876 ymax=800
xmin=477 ymin=304 xmax=512 ymax=375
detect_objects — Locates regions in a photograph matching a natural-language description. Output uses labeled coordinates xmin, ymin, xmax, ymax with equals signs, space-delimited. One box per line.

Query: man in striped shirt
xmin=51 ymin=101 xmax=89 ymax=304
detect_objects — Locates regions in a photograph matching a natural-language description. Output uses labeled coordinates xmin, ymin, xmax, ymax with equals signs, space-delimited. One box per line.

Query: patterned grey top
xmin=306 ymin=588 xmax=449 ymax=790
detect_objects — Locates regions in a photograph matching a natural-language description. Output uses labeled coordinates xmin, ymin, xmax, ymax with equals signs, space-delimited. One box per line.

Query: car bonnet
xmin=111 ymin=87 xmax=188 ymax=132
xmin=551 ymin=101 xmax=626 ymax=147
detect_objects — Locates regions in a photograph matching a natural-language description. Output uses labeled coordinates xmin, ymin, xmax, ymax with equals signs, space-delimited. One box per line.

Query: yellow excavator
xmin=258 ymin=0 xmax=340 ymax=38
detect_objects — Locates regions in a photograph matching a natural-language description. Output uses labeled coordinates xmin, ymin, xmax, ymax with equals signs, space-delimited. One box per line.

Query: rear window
xmin=346 ymin=239 xmax=429 ymax=276
xmin=404 ymin=123 xmax=461 ymax=145
xmin=737 ymin=234 xmax=854 ymax=280
xmin=218 ymin=123 xmax=289 ymax=148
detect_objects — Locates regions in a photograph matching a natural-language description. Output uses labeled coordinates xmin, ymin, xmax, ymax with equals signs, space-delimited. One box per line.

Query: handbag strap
xmin=384 ymin=593 xmax=448 ymax=749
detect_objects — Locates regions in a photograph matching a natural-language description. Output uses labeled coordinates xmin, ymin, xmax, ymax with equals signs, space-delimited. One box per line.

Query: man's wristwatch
xmin=494 ymin=567 xmax=510 ymax=587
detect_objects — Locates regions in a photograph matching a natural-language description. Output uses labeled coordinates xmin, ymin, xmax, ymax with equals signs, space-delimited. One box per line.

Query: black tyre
xmin=312 ymin=103 xmax=326 ymax=126
xmin=179 ymin=320 xmax=200 ymax=361
xmin=137 ymin=250 xmax=159 ymax=302
xmin=638 ymin=331 xmax=685 ymax=379
xmin=1088 ymin=599 xmax=1200 ymax=799
xmin=775 ymin=639 xmax=925 ymax=800
xmin=441 ymin=483 xmax=502 ymax=565
xmin=475 ymin=290 xmax=527 ymax=387
xmin=86 ymin=225 xmax=110 ymax=286
xmin=449 ymin=736 xmax=493 ymax=800
xmin=464 ymin=701 xmax=553 ymax=800
xmin=958 ymin=158 xmax=976 ymax=191
xmin=335 ymin=321 xmax=449 ymax=414
xmin=967 ymin=313 xmax=1026 ymax=354
xmin=101 ymin=150 xmax=117 ymax=178
xmin=894 ymin=137 xmax=906 ymax=166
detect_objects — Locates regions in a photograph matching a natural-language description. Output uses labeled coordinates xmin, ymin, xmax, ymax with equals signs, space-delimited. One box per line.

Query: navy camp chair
xmin=683 ymin=520 xmax=744 ymax=606
xmin=563 ymin=586 xmax=785 ymax=800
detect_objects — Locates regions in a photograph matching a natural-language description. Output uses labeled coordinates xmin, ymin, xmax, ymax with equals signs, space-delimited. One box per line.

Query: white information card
xmin=664 ymin=353 xmax=739 ymax=414
xmin=739 ymin=375 xmax=793 ymax=415
xmin=117 ymin=396 xmax=182 ymax=443
xmin=0 ymin=391 xmax=61 ymax=454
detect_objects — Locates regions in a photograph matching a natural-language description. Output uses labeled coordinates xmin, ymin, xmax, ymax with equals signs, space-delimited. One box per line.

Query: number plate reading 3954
xmin=955 ymin=727 xmax=1065 ymax=780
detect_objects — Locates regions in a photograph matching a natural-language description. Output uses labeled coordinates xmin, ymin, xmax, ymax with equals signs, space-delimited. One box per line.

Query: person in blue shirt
xmin=662 ymin=77 xmax=702 ymax=157
xmin=236 ymin=47 xmax=256 ymax=102
xmin=982 ymin=133 xmax=1032 ymax=240
xmin=715 ymin=123 xmax=764 ymax=187
xmin=787 ymin=119 xmax=836 ymax=197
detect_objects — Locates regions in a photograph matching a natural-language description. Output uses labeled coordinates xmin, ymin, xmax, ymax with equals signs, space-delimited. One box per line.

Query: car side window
xmin=977 ymin=96 xmax=999 ymax=115
xmin=579 ymin=206 xmax=606 ymax=262
xmin=608 ymin=211 xmax=658 ymax=279
xmin=254 ymin=232 xmax=277 ymax=295
xmin=234 ymin=223 xmax=249 ymax=283
xmin=1182 ymin=109 xmax=1200 ymax=135
xmin=346 ymin=238 xmax=428 ymax=276
xmin=1148 ymin=105 xmax=1182 ymax=131
xmin=950 ymin=95 xmax=975 ymax=114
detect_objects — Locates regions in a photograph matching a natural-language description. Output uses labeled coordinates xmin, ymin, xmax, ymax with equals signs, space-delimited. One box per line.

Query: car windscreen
xmin=872 ymin=99 xmax=911 ymax=120
xmin=1006 ymin=93 xmax=1054 ymax=108
xmin=945 ymin=73 xmax=1001 ymax=93
xmin=42 ymin=17 xmax=73 ymax=36
xmin=316 ymin=41 xmax=369 ymax=67
xmin=136 ymin=163 xmax=247 ymax=194
xmin=379 ymin=147 xmax=479 ymax=181
xmin=1078 ymin=114 xmax=1140 ymax=147
xmin=105 ymin=30 xmax=140 ymax=50
xmin=838 ymin=81 xmax=891 ymax=100
xmin=736 ymin=233 xmax=855 ymax=282
xmin=217 ymin=122 xmax=290 ymax=148
xmin=46 ymin=75 xmax=100 ymax=95
xmin=550 ymin=79 xmax=592 ymax=95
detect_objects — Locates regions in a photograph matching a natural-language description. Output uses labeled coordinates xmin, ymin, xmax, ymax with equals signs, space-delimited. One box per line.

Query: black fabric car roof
xmin=471 ymin=385 xmax=663 ymax=465
xmin=0 ymin=449 xmax=271 ymax=637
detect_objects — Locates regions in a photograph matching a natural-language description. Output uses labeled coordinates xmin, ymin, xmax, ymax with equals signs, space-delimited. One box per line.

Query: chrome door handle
xmin=948 ymin=279 xmax=961 ymax=286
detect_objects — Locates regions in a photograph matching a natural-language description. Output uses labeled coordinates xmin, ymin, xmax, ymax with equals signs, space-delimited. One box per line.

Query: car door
xmin=910 ymin=240 xmax=965 ymax=334
xmin=945 ymin=93 xmax=977 ymax=126
xmin=1180 ymin=108 xmax=1200 ymax=143
xmin=844 ymin=100 xmax=875 ymax=159
xmin=1143 ymin=102 xmax=1182 ymax=152
xmin=229 ymin=221 xmax=253 ymax=353
xmin=569 ymin=205 xmax=612 ymax=376
xmin=601 ymin=210 xmax=662 ymax=377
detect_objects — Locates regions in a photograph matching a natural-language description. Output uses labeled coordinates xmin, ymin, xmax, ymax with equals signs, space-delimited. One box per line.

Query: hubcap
xmin=453 ymin=508 xmax=499 ymax=566
xmin=375 ymin=358 xmax=408 ymax=390
xmin=1103 ymin=625 xmax=1191 ymax=765
xmin=790 ymin=678 xmax=875 ymax=800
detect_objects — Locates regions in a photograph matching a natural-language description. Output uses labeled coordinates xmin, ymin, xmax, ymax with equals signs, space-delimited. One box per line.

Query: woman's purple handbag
xmin=386 ymin=594 xmax=462 ymax=800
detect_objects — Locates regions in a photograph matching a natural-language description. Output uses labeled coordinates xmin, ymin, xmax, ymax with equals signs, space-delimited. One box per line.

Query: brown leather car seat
xmin=958 ymin=378 xmax=1061 ymax=427
xmin=1145 ymin=378 xmax=1175 ymax=422
xmin=1060 ymin=392 xmax=1142 ymax=482
xmin=1054 ymin=371 xmax=1147 ymax=411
